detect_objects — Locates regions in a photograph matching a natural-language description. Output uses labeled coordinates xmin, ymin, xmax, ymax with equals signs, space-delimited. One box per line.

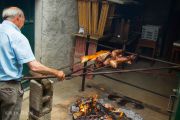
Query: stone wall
xmin=35 ymin=0 xmax=78 ymax=69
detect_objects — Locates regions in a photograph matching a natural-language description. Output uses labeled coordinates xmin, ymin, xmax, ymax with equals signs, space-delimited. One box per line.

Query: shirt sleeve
xmin=11 ymin=32 xmax=35 ymax=64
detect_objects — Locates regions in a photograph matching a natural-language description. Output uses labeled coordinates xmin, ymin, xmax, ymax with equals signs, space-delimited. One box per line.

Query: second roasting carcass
xmin=81 ymin=49 xmax=136 ymax=68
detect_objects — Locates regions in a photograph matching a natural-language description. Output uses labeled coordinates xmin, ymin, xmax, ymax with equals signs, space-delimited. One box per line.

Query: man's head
xmin=2 ymin=7 xmax=25 ymax=29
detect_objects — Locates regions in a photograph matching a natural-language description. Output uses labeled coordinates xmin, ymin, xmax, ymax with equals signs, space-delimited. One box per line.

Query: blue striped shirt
xmin=0 ymin=20 xmax=35 ymax=81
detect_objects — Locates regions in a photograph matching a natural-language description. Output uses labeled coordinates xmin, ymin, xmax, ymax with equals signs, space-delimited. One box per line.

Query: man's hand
xmin=28 ymin=60 xmax=66 ymax=81
xmin=56 ymin=71 xmax=65 ymax=81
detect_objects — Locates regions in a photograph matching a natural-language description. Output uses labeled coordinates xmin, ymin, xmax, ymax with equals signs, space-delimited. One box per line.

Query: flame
xmin=81 ymin=50 xmax=110 ymax=63
xmin=93 ymin=94 xmax=98 ymax=100
xmin=79 ymin=103 xmax=89 ymax=115
xmin=72 ymin=95 xmax=125 ymax=119
xmin=119 ymin=112 xmax=124 ymax=118
xmin=78 ymin=95 xmax=98 ymax=115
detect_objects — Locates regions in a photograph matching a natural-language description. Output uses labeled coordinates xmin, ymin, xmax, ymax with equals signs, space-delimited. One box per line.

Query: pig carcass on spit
xmin=109 ymin=55 xmax=136 ymax=68
xmin=80 ymin=49 xmax=136 ymax=68
xmin=80 ymin=50 xmax=111 ymax=63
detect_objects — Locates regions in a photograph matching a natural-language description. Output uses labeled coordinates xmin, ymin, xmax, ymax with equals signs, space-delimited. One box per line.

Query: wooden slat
xmin=123 ymin=19 xmax=130 ymax=41
xmin=97 ymin=3 xmax=105 ymax=36
xmin=105 ymin=3 xmax=115 ymax=33
xmin=120 ymin=18 xmax=125 ymax=40
xmin=97 ymin=1 xmax=109 ymax=36
xmin=87 ymin=0 xmax=92 ymax=34
xmin=82 ymin=0 xmax=86 ymax=31
xmin=91 ymin=0 xmax=99 ymax=35
xmin=85 ymin=0 xmax=89 ymax=34
xmin=77 ymin=0 xmax=83 ymax=27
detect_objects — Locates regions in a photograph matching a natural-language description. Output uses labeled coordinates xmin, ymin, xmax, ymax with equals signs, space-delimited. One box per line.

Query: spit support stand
xmin=81 ymin=34 xmax=90 ymax=91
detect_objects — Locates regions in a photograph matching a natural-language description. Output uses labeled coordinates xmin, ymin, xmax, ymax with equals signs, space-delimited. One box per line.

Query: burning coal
xmin=70 ymin=95 xmax=130 ymax=120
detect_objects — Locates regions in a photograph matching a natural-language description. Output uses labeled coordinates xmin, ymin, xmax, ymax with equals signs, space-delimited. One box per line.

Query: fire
xmin=70 ymin=95 xmax=127 ymax=120
xmin=119 ymin=112 xmax=124 ymax=118
xmin=79 ymin=95 xmax=98 ymax=114
xmin=80 ymin=103 xmax=89 ymax=114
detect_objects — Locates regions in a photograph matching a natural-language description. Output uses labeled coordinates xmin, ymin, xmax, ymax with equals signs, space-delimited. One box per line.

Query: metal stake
xmin=81 ymin=34 xmax=90 ymax=91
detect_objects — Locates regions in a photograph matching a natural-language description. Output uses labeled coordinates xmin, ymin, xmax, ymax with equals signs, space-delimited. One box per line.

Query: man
xmin=0 ymin=7 xmax=65 ymax=120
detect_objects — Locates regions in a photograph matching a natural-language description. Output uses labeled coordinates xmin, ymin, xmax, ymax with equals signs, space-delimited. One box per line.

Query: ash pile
xmin=70 ymin=96 xmax=143 ymax=120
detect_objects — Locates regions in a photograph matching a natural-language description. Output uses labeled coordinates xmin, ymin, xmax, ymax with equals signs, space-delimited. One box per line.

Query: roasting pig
xmin=81 ymin=50 xmax=110 ymax=63
xmin=109 ymin=55 xmax=136 ymax=68
xmin=80 ymin=49 xmax=136 ymax=68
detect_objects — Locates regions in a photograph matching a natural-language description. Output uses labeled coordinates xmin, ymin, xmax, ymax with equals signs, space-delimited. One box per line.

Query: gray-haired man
xmin=0 ymin=7 xmax=65 ymax=120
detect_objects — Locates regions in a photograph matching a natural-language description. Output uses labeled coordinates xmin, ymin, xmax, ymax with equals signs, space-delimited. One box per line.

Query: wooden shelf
xmin=72 ymin=33 xmax=101 ymax=40
xmin=72 ymin=33 xmax=112 ymax=41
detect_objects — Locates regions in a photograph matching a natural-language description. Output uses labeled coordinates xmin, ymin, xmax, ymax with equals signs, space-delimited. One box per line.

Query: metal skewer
xmin=22 ymin=63 xmax=94 ymax=80
xmin=86 ymin=40 xmax=180 ymax=66
xmin=72 ymin=65 xmax=180 ymax=77
xmin=22 ymin=65 xmax=180 ymax=80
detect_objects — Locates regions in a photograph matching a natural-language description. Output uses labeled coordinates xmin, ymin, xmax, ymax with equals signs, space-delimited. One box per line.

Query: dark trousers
xmin=0 ymin=81 xmax=24 ymax=120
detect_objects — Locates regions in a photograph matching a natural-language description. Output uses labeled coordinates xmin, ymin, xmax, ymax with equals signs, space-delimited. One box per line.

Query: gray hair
xmin=2 ymin=7 xmax=24 ymax=20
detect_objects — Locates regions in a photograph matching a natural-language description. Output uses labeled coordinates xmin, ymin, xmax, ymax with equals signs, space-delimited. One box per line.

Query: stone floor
xmin=20 ymin=60 xmax=178 ymax=120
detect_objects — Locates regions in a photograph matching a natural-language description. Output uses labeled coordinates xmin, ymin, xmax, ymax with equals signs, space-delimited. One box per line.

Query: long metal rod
xmin=73 ymin=65 xmax=180 ymax=77
xmin=23 ymin=61 xmax=81 ymax=79
xmin=91 ymin=83 xmax=169 ymax=115
xmin=23 ymin=65 xmax=180 ymax=80
xmin=101 ymin=74 xmax=169 ymax=98
xmin=22 ymin=62 xmax=94 ymax=80
xmin=86 ymin=40 xmax=179 ymax=66
xmin=23 ymin=42 xmax=178 ymax=79
xmin=65 ymin=63 xmax=94 ymax=78
xmin=81 ymin=35 xmax=90 ymax=91
xmin=86 ymin=66 xmax=173 ymax=98
xmin=22 ymin=64 xmax=177 ymax=98
xmin=22 ymin=75 xmax=55 ymax=80
xmin=125 ymin=51 xmax=180 ymax=66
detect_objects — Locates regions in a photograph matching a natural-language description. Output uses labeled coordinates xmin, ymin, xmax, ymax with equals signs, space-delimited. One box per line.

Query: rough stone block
xmin=29 ymin=79 xmax=53 ymax=120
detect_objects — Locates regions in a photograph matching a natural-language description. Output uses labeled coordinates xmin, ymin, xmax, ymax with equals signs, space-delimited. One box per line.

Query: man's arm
xmin=10 ymin=32 xmax=65 ymax=80
xmin=27 ymin=60 xmax=65 ymax=80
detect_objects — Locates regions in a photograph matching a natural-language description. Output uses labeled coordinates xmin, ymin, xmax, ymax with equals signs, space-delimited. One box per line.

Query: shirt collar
xmin=2 ymin=20 xmax=21 ymax=32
